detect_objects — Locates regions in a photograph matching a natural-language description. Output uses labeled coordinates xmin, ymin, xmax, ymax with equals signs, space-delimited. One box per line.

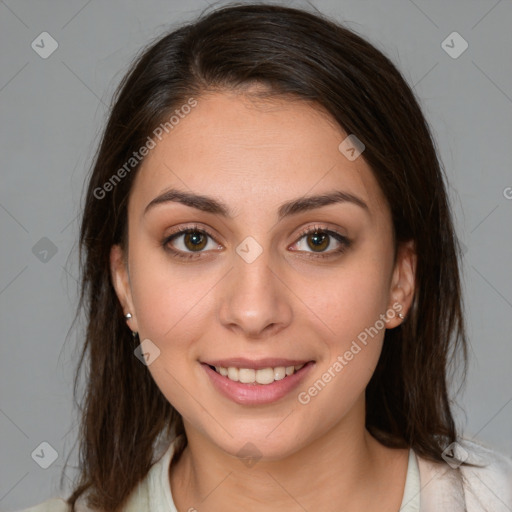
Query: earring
xmin=398 ymin=312 xmax=405 ymax=319
xmin=124 ymin=312 xmax=138 ymax=338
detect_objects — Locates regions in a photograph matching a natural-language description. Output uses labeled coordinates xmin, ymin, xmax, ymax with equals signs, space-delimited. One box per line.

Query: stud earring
xmin=124 ymin=312 xmax=138 ymax=337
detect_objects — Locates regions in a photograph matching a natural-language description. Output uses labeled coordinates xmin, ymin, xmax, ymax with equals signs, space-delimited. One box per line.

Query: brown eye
xmin=163 ymin=226 xmax=220 ymax=259
xmin=291 ymin=227 xmax=351 ymax=258
xmin=306 ymin=231 xmax=329 ymax=252
xmin=183 ymin=230 xmax=208 ymax=251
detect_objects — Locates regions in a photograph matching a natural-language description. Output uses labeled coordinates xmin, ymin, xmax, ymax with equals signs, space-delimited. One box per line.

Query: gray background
xmin=1 ymin=0 xmax=511 ymax=510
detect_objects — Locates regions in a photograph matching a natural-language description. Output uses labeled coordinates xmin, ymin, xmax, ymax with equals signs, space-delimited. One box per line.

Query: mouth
xmin=201 ymin=360 xmax=316 ymax=405
xmin=204 ymin=362 xmax=309 ymax=385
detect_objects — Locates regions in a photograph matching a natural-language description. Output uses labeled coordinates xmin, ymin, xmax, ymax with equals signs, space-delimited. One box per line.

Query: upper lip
xmin=201 ymin=358 xmax=313 ymax=370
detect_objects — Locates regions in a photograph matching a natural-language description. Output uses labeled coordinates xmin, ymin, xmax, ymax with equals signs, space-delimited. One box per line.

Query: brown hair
xmin=65 ymin=3 xmax=468 ymax=510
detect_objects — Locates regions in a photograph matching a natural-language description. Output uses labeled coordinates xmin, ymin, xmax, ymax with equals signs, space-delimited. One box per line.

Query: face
xmin=111 ymin=90 xmax=415 ymax=460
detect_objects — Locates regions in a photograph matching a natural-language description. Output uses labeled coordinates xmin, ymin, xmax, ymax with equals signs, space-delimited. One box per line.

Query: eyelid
xmin=294 ymin=224 xmax=348 ymax=243
xmin=164 ymin=223 xmax=220 ymax=242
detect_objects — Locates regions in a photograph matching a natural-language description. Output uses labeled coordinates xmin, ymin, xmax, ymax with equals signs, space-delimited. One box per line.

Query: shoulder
xmin=11 ymin=437 xmax=177 ymax=512
xmin=458 ymin=437 xmax=512 ymax=510
xmin=13 ymin=486 xmax=152 ymax=512
xmin=14 ymin=498 xmax=71 ymax=512
xmin=415 ymin=437 xmax=512 ymax=511
xmin=459 ymin=437 xmax=512 ymax=467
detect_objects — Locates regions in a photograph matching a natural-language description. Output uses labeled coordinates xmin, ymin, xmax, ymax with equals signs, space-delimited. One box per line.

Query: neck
xmin=169 ymin=398 xmax=409 ymax=511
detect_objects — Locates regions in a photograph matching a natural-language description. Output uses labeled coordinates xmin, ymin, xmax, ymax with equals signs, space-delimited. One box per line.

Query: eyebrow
xmin=143 ymin=187 xmax=369 ymax=221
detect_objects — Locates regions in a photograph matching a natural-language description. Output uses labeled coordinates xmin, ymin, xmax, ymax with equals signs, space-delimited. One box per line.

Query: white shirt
xmin=16 ymin=435 xmax=512 ymax=511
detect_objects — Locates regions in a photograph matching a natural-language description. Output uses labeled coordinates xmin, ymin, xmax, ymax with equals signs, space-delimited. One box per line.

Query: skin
xmin=111 ymin=90 xmax=417 ymax=511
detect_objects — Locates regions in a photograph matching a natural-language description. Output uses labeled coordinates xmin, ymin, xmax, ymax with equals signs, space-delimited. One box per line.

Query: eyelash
xmin=162 ymin=223 xmax=351 ymax=261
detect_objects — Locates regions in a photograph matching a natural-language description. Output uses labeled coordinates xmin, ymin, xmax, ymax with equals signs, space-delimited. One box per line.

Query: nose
xmin=218 ymin=249 xmax=293 ymax=339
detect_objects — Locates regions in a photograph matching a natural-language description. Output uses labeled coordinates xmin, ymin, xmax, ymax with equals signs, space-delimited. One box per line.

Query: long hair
xmin=66 ymin=3 xmax=468 ymax=510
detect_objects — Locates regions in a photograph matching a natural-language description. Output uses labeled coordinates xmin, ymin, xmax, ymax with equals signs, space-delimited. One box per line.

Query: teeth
xmin=212 ymin=364 xmax=306 ymax=385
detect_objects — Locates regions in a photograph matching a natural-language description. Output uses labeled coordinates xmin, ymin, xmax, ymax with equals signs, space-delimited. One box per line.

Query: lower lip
xmin=201 ymin=361 xmax=315 ymax=405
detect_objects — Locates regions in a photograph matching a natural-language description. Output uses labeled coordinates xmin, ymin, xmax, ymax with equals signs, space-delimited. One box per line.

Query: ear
xmin=110 ymin=244 xmax=139 ymax=333
xmin=385 ymin=239 xmax=416 ymax=329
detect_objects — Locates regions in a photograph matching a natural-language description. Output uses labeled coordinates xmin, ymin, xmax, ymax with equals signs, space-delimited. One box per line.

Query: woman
xmin=19 ymin=3 xmax=512 ymax=511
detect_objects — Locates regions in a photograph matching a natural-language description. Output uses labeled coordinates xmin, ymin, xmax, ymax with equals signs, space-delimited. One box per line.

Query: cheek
xmin=295 ymin=262 xmax=390 ymax=421
xmin=128 ymin=241 xmax=218 ymax=341
xmin=127 ymin=251 xmax=212 ymax=409
xmin=292 ymin=249 xmax=393 ymax=410
xmin=297 ymin=251 xmax=392 ymax=345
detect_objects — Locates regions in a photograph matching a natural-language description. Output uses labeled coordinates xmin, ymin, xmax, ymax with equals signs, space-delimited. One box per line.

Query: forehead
xmin=129 ymin=91 xmax=388 ymax=219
